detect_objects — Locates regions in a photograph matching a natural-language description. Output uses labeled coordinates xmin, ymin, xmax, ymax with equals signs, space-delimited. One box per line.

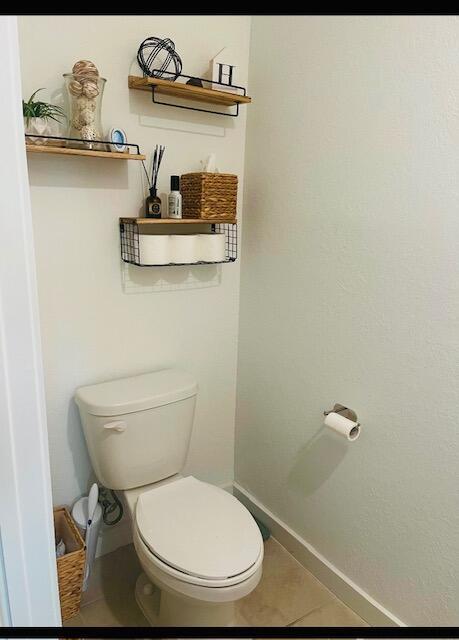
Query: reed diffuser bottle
xmin=145 ymin=144 xmax=165 ymax=218
xmin=146 ymin=187 xmax=162 ymax=218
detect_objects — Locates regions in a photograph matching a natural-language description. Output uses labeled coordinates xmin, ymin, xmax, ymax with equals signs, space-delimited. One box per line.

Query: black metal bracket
xmin=151 ymin=86 xmax=239 ymax=118
xmin=151 ymin=87 xmax=240 ymax=117
xmin=147 ymin=69 xmax=246 ymax=118
xmin=25 ymin=134 xmax=143 ymax=155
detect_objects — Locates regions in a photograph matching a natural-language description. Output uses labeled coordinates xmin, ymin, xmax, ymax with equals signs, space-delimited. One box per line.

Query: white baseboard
xmin=233 ymin=481 xmax=405 ymax=628
xmin=218 ymin=480 xmax=234 ymax=494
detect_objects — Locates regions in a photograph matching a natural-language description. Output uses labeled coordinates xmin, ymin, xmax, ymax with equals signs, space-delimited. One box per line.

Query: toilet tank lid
xmin=75 ymin=369 xmax=197 ymax=416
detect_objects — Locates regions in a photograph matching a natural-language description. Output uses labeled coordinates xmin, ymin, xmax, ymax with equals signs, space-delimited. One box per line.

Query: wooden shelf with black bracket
xmin=128 ymin=75 xmax=252 ymax=117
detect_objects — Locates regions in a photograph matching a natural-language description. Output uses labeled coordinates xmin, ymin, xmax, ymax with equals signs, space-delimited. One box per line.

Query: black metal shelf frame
xmin=147 ymin=70 xmax=247 ymax=117
xmin=25 ymin=134 xmax=143 ymax=155
xmin=120 ymin=221 xmax=238 ymax=267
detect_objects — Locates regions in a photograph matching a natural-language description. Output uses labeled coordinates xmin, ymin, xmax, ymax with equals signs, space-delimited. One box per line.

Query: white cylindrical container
xmin=168 ymin=175 xmax=182 ymax=219
xmin=324 ymin=412 xmax=361 ymax=441
xmin=170 ymin=235 xmax=198 ymax=264
xmin=197 ymin=233 xmax=226 ymax=263
xmin=139 ymin=234 xmax=171 ymax=265
xmin=72 ymin=496 xmax=103 ymax=591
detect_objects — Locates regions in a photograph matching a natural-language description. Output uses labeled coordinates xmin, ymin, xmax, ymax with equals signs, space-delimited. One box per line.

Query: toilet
xmin=75 ymin=369 xmax=263 ymax=626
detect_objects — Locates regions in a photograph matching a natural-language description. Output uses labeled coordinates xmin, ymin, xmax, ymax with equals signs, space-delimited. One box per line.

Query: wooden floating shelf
xmin=120 ymin=217 xmax=237 ymax=225
xmin=128 ymin=75 xmax=251 ymax=108
xmin=26 ymin=144 xmax=146 ymax=161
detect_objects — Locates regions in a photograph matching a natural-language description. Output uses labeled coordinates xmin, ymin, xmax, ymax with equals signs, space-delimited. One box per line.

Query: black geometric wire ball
xmin=137 ymin=36 xmax=183 ymax=81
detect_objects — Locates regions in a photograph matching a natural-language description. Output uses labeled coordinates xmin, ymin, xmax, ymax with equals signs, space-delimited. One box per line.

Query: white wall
xmin=236 ymin=16 xmax=459 ymax=626
xmin=18 ymin=16 xmax=250 ymax=519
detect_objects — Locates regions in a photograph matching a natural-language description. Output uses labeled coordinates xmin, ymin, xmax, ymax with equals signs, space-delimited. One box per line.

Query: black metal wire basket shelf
xmin=120 ymin=219 xmax=237 ymax=267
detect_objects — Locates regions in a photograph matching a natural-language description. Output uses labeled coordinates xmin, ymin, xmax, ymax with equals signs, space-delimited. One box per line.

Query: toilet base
xmin=135 ymin=573 xmax=237 ymax=626
xmin=135 ymin=573 xmax=160 ymax=626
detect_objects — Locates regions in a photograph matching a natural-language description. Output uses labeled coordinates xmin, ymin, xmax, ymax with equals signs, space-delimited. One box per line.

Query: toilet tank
xmin=75 ymin=369 xmax=197 ymax=490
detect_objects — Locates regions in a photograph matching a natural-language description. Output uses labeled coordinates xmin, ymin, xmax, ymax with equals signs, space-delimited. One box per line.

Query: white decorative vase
xmin=24 ymin=117 xmax=50 ymax=145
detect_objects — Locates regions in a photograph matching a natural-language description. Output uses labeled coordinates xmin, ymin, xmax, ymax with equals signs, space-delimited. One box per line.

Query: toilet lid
xmin=136 ymin=476 xmax=263 ymax=581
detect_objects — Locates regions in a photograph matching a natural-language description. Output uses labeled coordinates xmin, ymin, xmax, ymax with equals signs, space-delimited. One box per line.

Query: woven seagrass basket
xmin=181 ymin=172 xmax=237 ymax=221
xmin=54 ymin=506 xmax=85 ymax=621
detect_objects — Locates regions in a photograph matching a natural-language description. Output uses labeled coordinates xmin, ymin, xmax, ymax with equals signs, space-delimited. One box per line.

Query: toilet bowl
xmin=124 ymin=475 xmax=263 ymax=626
xmin=75 ymin=369 xmax=264 ymax=626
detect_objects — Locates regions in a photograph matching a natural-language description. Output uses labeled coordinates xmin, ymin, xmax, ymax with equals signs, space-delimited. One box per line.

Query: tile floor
xmin=64 ymin=538 xmax=369 ymax=627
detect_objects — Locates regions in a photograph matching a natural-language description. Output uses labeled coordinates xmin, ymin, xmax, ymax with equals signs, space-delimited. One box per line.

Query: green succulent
xmin=23 ymin=89 xmax=66 ymax=124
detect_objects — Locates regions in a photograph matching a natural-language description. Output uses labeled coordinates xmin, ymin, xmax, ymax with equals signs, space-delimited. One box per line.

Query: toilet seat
xmin=134 ymin=526 xmax=263 ymax=590
xmin=135 ymin=476 xmax=263 ymax=587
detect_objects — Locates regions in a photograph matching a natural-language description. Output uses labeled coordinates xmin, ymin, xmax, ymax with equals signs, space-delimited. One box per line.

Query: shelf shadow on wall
xmin=121 ymin=262 xmax=221 ymax=294
xmin=288 ymin=427 xmax=348 ymax=497
xmin=26 ymin=153 xmax=130 ymax=190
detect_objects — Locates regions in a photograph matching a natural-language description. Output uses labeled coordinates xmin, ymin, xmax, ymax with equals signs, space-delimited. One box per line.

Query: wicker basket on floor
xmin=54 ymin=506 xmax=85 ymax=621
xmin=181 ymin=172 xmax=237 ymax=221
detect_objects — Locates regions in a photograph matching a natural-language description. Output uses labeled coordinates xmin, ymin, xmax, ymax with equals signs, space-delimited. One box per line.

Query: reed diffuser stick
xmin=145 ymin=144 xmax=166 ymax=218
xmin=150 ymin=144 xmax=165 ymax=189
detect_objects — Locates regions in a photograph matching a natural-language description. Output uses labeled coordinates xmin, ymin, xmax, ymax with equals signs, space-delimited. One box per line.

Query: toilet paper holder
xmin=323 ymin=403 xmax=359 ymax=424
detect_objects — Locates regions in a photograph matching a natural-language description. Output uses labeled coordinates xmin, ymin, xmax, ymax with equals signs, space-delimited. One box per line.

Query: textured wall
xmin=236 ymin=16 xmax=459 ymax=625
xmin=18 ymin=16 xmax=250 ymax=515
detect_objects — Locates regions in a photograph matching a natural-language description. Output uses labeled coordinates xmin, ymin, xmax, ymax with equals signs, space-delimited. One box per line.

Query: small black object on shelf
xmin=186 ymin=77 xmax=203 ymax=87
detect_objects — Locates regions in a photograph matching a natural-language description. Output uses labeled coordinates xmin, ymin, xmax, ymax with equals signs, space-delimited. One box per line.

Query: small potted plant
xmin=23 ymin=89 xmax=66 ymax=144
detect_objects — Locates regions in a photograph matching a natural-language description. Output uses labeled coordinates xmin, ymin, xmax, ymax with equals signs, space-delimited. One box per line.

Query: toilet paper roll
xmin=139 ymin=234 xmax=171 ymax=265
xmin=324 ymin=412 xmax=360 ymax=441
xmin=197 ymin=233 xmax=226 ymax=263
xmin=170 ymin=235 xmax=199 ymax=264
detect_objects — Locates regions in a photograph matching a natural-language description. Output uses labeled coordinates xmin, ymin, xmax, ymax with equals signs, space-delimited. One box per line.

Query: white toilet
xmin=75 ymin=369 xmax=263 ymax=626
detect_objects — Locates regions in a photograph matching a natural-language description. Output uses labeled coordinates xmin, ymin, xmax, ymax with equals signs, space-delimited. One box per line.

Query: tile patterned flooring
xmin=64 ymin=538 xmax=369 ymax=627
